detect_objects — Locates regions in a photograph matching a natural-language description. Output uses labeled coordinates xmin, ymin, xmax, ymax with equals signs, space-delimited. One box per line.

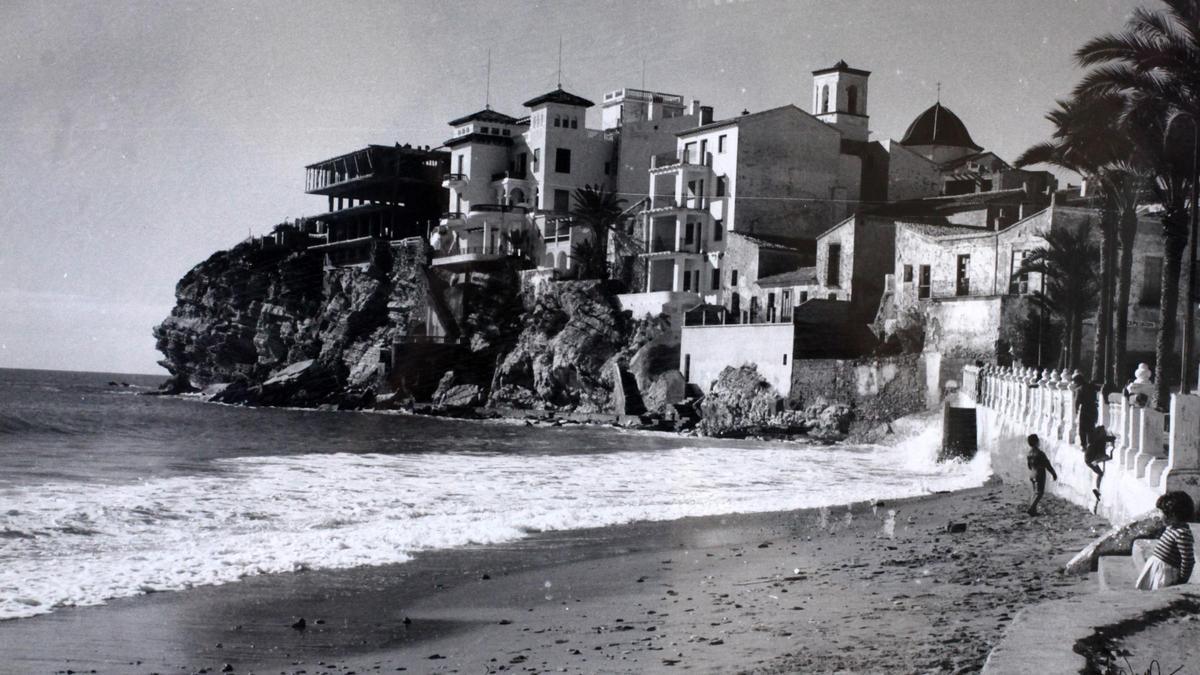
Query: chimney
xmin=700 ymin=106 xmax=714 ymax=125
xmin=689 ymin=100 xmax=702 ymax=116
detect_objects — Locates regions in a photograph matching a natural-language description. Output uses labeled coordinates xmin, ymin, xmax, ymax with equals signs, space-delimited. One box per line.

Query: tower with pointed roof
xmin=811 ymin=60 xmax=870 ymax=142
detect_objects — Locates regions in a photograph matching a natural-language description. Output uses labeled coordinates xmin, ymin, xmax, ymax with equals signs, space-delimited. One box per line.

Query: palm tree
xmin=569 ymin=184 xmax=627 ymax=280
xmin=1074 ymin=0 xmax=1200 ymax=407
xmin=1016 ymin=94 xmax=1146 ymax=389
xmin=1014 ymin=226 xmax=1101 ymax=370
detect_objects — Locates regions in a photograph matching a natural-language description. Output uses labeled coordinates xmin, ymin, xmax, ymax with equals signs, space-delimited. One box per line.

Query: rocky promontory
xmin=155 ymin=235 xmax=925 ymax=437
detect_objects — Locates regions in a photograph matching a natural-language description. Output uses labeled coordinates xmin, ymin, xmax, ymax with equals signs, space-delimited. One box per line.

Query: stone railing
xmin=967 ymin=364 xmax=1200 ymax=522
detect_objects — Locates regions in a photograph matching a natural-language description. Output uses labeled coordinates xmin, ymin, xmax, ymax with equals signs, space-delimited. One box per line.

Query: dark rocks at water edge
xmin=153 ymin=238 xmax=912 ymax=438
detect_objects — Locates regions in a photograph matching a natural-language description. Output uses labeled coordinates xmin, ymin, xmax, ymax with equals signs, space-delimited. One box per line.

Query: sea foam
xmin=0 ymin=431 xmax=987 ymax=620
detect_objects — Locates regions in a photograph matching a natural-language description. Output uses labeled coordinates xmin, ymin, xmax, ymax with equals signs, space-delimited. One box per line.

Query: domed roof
xmin=899 ymin=102 xmax=982 ymax=151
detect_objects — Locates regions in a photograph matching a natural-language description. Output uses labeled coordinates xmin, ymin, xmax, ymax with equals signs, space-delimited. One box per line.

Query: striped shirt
xmin=1152 ymin=524 xmax=1195 ymax=582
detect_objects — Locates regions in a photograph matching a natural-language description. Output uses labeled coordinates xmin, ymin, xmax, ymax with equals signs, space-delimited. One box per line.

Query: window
xmin=783 ymin=353 xmax=788 ymax=365
xmin=826 ymin=243 xmax=842 ymax=287
xmin=684 ymin=222 xmax=695 ymax=244
xmin=918 ymin=265 xmax=931 ymax=299
xmin=456 ymin=154 xmax=464 ymax=173
xmin=716 ymin=176 xmax=726 ymax=197
xmin=570 ymin=117 xmax=578 ymax=129
xmin=718 ymin=135 xmax=726 ymax=153
xmin=555 ymin=148 xmax=571 ymax=174
xmin=1009 ymin=250 xmax=1029 ymax=295
xmin=711 ymin=268 xmax=720 ymax=290
xmin=903 ymin=264 xmax=913 ymax=283
xmin=683 ymin=355 xmax=691 ymax=382
xmin=553 ymin=189 xmax=571 ymax=213
xmin=800 ymin=291 xmax=809 ymax=302
xmin=821 ymin=85 xmax=830 ymax=113
xmin=683 ymin=269 xmax=692 ymax=291
xmin=1141 ymin=256 xmax=1163 ymax=305
xmin=603 ymin=161 xmax=611 ymax=176
xmin=553 ymin=115 xmax=561 ymax=127
xmin=827 ymin=293 xmax=837 ymax=300
xmin=684 ymin=141 xmax=696 ymax=164
xmin=782 ymin=290 xmax=792 ymax=321
xmin=956 ymin=254 xmax=971 ymax=296
xmin=731 ymin=270 xmax=738 ymax=286
xmin=846 ymin=85 xmax=858 ymax=114
xmin=700 ymin=139 xmax=708 ymax=164
xmin=502 ymin=128 xmax=511 ymax=136
xmin=532 ymin=148 xmax=540 ymax=172
xmin=693 ymin=269 xmax=700 ymax=292
xmin=713 ymin=219 xmax=723 ymax=241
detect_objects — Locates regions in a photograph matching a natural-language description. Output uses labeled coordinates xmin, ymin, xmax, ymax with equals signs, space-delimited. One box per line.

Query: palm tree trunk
xmin=1112 ymin=205 xmax=1138 ymax=386
xmin=1070 ymin=307 xmax=1085 ymax=373
xmin=1091 ymin=207 xmax=1116 ymax=385
xmin=1153 ymin=211 xmax=1189 ymax=410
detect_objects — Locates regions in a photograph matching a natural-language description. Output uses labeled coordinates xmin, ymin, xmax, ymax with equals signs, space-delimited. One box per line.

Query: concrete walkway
xmin=982 ymin=586 xmax=1200 ymax=674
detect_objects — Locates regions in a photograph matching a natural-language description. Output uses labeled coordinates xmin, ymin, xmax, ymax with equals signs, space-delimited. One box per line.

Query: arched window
xmin=557 ymin=251 xmax=569 ymax=269
xmin=509 ymin=188 xmax=526 ymax=206
xmin=821 ymin=85 xmax=830 ymax=114
xmin=846 ymin=86 xmax=858 ymax=114
xmin=544 ymin=253 xmax=555 ymax=269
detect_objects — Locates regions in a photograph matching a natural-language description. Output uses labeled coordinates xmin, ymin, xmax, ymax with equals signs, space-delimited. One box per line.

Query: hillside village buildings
xmin=290 ymin=58 xmax=1188 ymax=399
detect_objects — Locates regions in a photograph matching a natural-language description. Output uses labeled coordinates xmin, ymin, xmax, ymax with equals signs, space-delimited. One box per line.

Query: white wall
xmin=681 ymin=323 xmax=794 ymax=395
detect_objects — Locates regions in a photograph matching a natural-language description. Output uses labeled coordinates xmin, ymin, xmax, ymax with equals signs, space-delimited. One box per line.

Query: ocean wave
xmin=0 ymin=435 xmax=985 ymax=621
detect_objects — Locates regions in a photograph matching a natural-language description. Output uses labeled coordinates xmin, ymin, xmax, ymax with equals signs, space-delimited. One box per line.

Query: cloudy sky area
xmin=1 ymin=0 xmax=1142 ymax=375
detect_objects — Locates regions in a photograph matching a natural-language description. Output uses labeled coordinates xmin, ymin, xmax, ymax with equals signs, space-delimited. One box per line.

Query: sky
xmin=0 ymin=0 xmax=1146 ymax=375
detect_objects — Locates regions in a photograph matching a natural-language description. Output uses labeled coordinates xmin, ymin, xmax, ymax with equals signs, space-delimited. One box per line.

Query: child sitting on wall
xmin=1026 ymin=433 xmax=1057 ymax=517
xmin=1136 ymin=491 xmax=1195 ymax=590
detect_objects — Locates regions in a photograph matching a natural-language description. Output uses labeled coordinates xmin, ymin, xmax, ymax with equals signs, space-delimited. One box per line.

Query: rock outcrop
xmin=489 ymin=280 xmax=656 ymax=412
xmin=697 ymin=365 xmax=784 ymax=437
xmin=154 ymin=239 xmax=438 ymax=407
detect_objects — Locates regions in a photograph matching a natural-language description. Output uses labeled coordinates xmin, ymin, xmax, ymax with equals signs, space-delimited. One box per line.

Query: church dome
xmin=899 ymin=102 xmax=982 ymax=150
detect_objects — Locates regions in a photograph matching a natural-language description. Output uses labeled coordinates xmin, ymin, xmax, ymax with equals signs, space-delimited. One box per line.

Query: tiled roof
xmin=756 ymin=267 xmax=818 ymax=287
xmin=811 ymin=60 xmax=872 ymax=77
xmin=868 ymin=187 xmax=1029 ymax=218
xmin=900 ymin=102 xmax=983 ymax=151
xmin=448 ymin=108 xmax=521 ymax=127
xmin=898 ymin=222 xmax=994 ymax=239
xmin=523 ymin=88 xmax=595 ymax=108
xmin=732 ymin=231 xmax=808 ymax=253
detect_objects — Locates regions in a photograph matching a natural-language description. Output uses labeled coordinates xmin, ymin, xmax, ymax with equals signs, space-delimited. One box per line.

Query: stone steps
xmin=1095 ymin=523 xmax=1200 ymax=593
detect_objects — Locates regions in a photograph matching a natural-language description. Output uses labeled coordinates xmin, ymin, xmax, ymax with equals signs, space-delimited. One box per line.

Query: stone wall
xmin=788 ymin=354 xmax=928 ymax=429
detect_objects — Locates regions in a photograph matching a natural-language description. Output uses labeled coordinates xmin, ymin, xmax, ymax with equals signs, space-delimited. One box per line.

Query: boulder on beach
xmin=697 ymin=364 xmax=783 ymax=437
xmin=1063 ymin=510 xmax=1164 ymax=575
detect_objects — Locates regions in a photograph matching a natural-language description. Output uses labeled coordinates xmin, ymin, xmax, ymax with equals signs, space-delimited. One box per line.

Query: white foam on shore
xmin=0 ymin=430 xmax=986 ymax=620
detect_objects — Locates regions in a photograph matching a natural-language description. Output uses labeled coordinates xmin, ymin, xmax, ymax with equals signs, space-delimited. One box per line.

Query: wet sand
xmin=2 ymin=482 xmax=1108 ymax=675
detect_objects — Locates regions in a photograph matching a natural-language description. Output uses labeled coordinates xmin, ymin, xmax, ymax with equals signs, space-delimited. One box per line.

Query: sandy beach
xmin=0 ymin=478 xmax=1109 ymax=675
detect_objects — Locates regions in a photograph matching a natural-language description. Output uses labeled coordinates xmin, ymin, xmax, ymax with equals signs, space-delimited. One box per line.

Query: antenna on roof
xmin=933 ymin=81 xmax=941 ymax=138
xmin=557 ymin=37 xmax=563 ymax=89
xmin=485 ymin=49 xmax=492 ymax=110
xmin=641 ymin=57 xmax=646 ymax=91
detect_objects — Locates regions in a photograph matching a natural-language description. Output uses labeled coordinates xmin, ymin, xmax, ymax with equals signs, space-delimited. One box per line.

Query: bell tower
xmin=811 ymin=60 xmax=871 ymax=142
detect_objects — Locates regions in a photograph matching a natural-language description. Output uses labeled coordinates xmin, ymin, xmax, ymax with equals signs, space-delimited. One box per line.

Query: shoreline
xmin=1 ymin=481 xmax=1109 ymax=674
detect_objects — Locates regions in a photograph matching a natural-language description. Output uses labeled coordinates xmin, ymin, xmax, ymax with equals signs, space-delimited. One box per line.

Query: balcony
xmin=442 ymin=172 xmax=468 ymax=189
xmin=470 ymin=203 xmax=529 ymax=215
xmin=643 ymin=237 xmax=704 ymax=256
xmin=649 ymin=150 xmax=715 ymax=173
xmin=490 ymin=170 xmax=529 ymax=183
xmin=430 ymin=243 xmax=518 ymax=268
xmin=645 ymin=197 xmax=711 ymax=215
xmin=440 ymin=211 xmax=466 ymax=226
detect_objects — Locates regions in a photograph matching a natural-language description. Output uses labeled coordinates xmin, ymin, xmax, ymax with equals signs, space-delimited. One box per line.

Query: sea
xmin=0 ymin=367 xmax=990 ymax=622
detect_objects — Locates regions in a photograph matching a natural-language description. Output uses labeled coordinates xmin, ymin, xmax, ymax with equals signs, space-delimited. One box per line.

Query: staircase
xmin=1096 ymin=522 xmax=1200 ymax=592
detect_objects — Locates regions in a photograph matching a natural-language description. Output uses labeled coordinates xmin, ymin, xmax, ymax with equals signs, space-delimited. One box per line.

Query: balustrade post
xmin=1042 ymin=370 xmax=1058 ymax=437
xmin=1162 ymin=394 xmax=1200 ymax=501
xmin=1062 ymin=369 xmax=1077 ymax=446
xmin=1124 ymin=364 xmax=1155 ymax=472
xmin=1135 ymin=408 xmax=1167 ymax=482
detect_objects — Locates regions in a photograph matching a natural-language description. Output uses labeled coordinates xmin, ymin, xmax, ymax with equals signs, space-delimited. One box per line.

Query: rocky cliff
xmin=154 ymin=238 xmax=667 ymax=412
xmin=154 ymin=238 xmax=441 ymax=405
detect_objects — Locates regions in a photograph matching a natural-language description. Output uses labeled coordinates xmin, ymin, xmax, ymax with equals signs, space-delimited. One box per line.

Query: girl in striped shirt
xmin=1136 ymin=491 xmax=1195 ymax=590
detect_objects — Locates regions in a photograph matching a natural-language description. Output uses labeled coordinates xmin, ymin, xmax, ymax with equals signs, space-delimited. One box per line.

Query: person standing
xmin=1026 ymin=434 xmax=1058 ymax=516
